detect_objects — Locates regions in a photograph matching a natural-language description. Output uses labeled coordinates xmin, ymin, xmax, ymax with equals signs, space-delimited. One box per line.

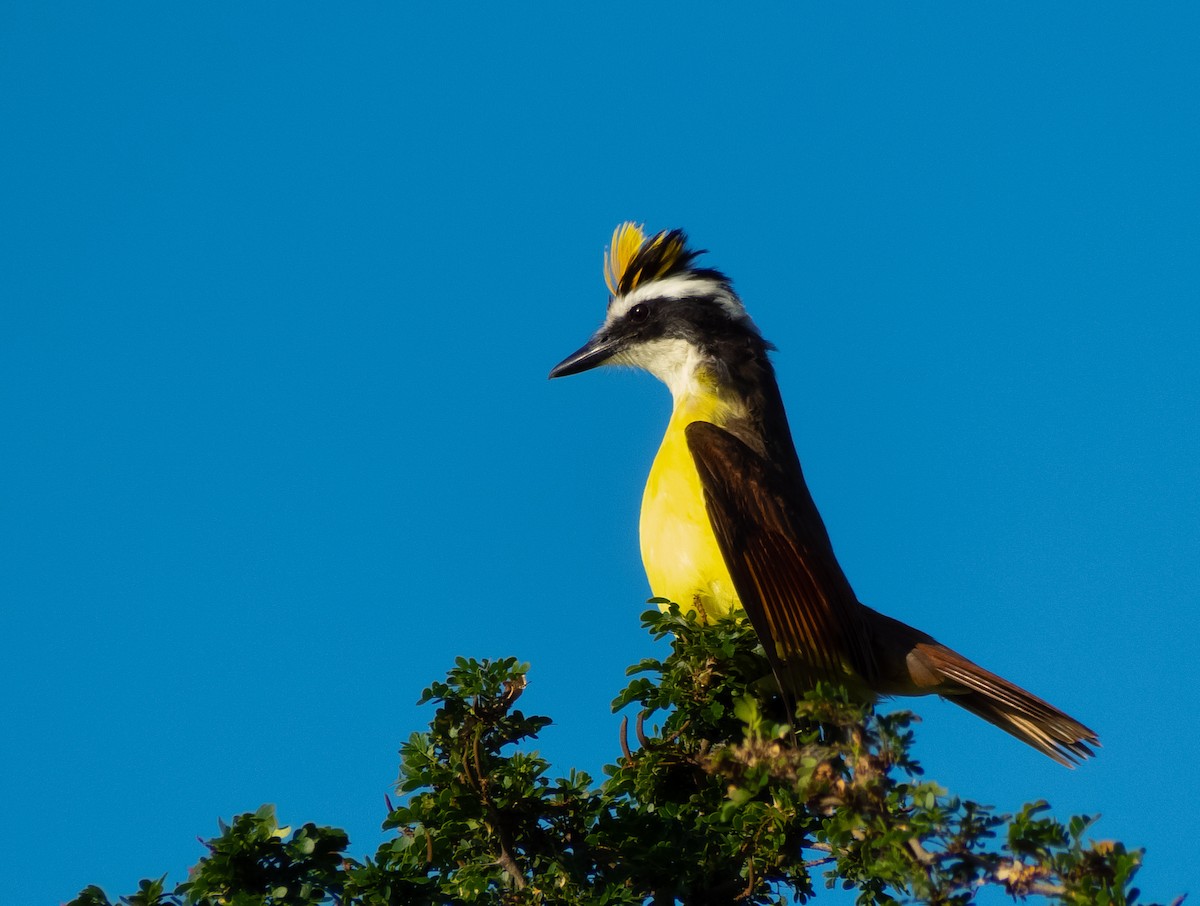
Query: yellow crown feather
xmin=604 ymin=222 xmax=646 ymax=296
xmin=603 ymin=222 xmax=695 ymax=297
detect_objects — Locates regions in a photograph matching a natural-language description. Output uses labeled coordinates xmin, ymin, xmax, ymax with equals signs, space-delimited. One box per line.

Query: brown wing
xmin=685 ymin=420 xmax=879 ymax=693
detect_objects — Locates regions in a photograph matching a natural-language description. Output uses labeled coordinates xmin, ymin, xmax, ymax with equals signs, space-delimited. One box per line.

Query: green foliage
xmin=69 ymin=608 xmax=1173 ymax=906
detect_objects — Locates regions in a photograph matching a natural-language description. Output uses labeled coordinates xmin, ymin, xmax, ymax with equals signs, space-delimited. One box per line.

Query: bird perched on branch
xmin=549 ymin=223 xmax=1097 ymax=766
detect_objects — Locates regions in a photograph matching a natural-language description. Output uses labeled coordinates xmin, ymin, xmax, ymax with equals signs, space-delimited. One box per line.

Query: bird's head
xmin=549 ymin=223 xmax=767 ymax=399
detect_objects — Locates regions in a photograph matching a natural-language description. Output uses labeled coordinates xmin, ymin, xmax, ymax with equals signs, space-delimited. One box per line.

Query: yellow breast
xmin=639 ymin=387 xmax=744 ymax=619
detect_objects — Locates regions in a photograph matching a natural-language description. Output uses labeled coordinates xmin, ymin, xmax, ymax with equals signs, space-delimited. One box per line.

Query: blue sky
xmin=2 ymin=4 xmax=1197 ymax=903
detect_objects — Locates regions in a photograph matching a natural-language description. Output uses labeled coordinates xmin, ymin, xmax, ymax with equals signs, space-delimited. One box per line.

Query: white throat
xmin=612 ymin=337 xmax=712 ymax=403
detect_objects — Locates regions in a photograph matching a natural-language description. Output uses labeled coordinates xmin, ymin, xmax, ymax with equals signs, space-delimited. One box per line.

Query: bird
xmin=549 ymin=222 xmax=1098 ymax=767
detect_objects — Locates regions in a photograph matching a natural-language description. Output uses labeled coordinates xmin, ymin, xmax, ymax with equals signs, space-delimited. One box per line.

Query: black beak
xmin=548 ymin=332 xmax=619 ymax=379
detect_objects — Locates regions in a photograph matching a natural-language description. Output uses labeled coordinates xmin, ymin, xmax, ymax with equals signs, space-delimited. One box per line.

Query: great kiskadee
xmin=549 ymin=223 xmax=1098 ymax=766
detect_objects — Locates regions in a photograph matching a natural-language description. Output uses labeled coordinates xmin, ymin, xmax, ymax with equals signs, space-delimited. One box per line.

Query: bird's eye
xmin=628 ymin=303 xmax=649 ymax=323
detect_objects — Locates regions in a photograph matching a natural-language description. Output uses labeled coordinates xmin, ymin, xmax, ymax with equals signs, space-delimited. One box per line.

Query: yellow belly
xmin=639 ymin=392 xmax=743 ymax=619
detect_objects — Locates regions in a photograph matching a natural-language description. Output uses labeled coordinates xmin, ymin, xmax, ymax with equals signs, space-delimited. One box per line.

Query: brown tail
xmin=912 ymin=642 xmax=1099 ymax=767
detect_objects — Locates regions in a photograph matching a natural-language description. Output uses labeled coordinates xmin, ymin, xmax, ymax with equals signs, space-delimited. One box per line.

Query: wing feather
xmin=685 ymin=421 xmax=878 ymax=692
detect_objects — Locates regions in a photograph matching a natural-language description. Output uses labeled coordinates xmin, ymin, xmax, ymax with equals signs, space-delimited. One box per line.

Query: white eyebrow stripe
xmin=605 ymin=275 xmax=746 ymax=326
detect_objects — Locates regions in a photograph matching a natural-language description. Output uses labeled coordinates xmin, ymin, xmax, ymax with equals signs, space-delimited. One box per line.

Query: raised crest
xmin=603 ymin=222 xmax=701 ymax=297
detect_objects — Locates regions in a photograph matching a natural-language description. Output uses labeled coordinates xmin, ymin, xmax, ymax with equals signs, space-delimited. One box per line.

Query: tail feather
xmin=916 ymin=642 xmax=1099 ymax=767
